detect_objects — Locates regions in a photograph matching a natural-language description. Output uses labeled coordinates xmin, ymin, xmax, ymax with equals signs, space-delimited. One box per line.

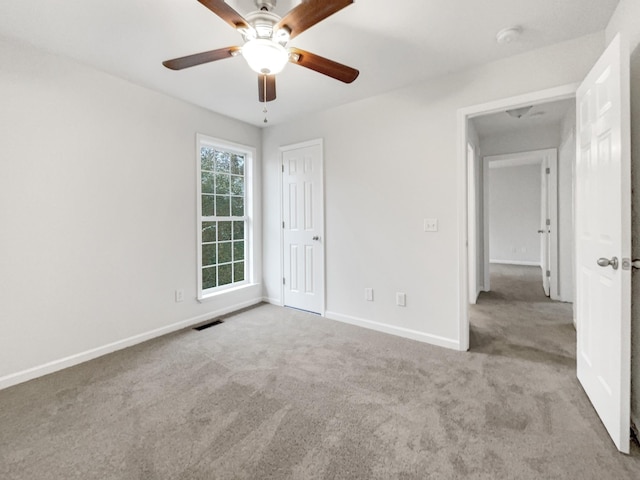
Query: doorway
xmin=456 ymin=83 xmax=578 ymax=352
xmin=458 ymin=34 xmax=632 ymax=453
xmin=481 ymin=148 xmax=560 ymax=300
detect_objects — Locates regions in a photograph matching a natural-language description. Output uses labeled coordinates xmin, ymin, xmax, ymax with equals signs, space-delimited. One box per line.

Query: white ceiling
xmin=0 ymin=0 xmax=618 ymax=127
xmin=472 ymin=98 xmax=574 ymax=138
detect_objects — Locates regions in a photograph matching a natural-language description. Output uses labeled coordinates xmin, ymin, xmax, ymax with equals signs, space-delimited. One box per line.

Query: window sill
xmin=197 ymin=282 xmax=259 ymax=303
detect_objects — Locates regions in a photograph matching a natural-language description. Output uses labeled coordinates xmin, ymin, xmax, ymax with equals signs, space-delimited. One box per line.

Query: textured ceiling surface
xmin=0 ymin=0 xmax=618 ymax=126
xmin=472 ymin=98 xmax=574 ymax=138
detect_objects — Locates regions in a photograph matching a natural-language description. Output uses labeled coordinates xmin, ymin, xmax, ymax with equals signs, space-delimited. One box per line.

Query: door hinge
xmin=282 ymin=221 xmax=285 ymax=228
xmin=621 ymin=258 xmax=640 ymax=270
xmin=546 ymin=270 xmax=551 ymax=277
xmin=546 ymin=218 xmax=551 ymax=226
xmin=546 ymin=167 xmax=550 ymax=174
xmin=283 ymin=277 xmax=286 ymax=285
xmin=282 ymin=164 xmax=284 ymax=173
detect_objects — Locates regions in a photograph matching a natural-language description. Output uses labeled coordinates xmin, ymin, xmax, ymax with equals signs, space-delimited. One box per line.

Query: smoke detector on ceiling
xmin=496 ymin=26 xmax=522 ymax=44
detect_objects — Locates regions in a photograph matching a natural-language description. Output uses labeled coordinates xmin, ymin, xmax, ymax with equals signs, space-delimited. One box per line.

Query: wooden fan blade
xmin=258 ymin=75 xmax=276 ymax=102
xmin=276 ymin=0 xmax=353 ymax=40
xmin=289 ymin=47 xmax=359 ymax=83
xmin=197 ymin=0 xmax=250 ymax=30
xmin=162 ymin=46 xmax=240 ymax=70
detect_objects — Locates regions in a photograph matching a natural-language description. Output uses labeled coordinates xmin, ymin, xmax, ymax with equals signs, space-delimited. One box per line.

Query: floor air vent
xmin=193 ymin=320 xmax=224 ymax=331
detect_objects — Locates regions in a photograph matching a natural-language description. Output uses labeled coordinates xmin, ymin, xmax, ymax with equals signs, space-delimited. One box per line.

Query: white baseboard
xmin=325 ymin=311 xmax=460 ymax=351
xmin=0 ymin=297 xmax=263 ymax=391
xmin=262 ymin=296 xmax=283 ymax=306
xmin=490 ymin=259 xmax=541 ymax=267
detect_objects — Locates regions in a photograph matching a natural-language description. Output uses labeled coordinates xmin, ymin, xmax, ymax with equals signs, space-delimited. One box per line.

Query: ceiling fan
xmin=162 ymin=0 xmax=359 ymax=104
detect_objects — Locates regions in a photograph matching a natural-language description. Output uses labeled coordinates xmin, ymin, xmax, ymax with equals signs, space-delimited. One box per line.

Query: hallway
xmin=470 ymin=263 xmax=575 ymax=366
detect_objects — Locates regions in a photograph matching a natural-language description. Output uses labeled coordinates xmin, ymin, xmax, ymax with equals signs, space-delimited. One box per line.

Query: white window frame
xmin=196 ymin=134 xmax=255 ymax=300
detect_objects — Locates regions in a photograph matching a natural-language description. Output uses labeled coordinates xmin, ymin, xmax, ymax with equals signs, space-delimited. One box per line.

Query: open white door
xmin=281 ymin=140 xmax=325 ymax=315
xmin=540 ymin=161 xmax=551 ymax=296
xmin=575 ymin=34 xmax=631 ymax=453
xmin=467 ymin=143 xmax=478 ymax=304
xmin=539 ymin=151 xmax=558 ymax=298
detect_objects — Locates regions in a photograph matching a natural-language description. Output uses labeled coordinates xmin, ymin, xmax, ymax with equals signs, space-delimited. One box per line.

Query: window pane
xmin=231 ymin=196 xmax=244 ymax=216
xmin=202 ymin=266 xmax=216 ymax=289
xmin=202 ymin=244 xmax=217 ymax=267
xmin=201 ymin=171 xmax=215 ymax=194
xmin=201 ymin=147 xmax=214 ymax=171
xmin=233 ymin=221 xmax=244 ymax=240
xmin=233 ymin=241 xmax=244 ymax=261
xmin=215 ymin=195 xmax=230 ymax=216
xmin=219 ymin=264 xmax=232 ymax=286
xmin=218 ymin=221 xmax=232 ymax=241
xmin=218 ymin=242 xmax=232 ymax=263
xmin=202 ymin=195 xmax=215 ymax=216
xmin=234 ymin=261 xmax=245 ymax=282
xmin=215 ymin=150 xmax=230 ymax=172
xmin=202 ymin=222 xmax=216 ymax=243
xmin=231 ymin=155 xmax=245 ymax=175
xmin=215 ymin=174 xmax=230 ymax=194
xmin=230 ymin=176 xmax=244 ymax=195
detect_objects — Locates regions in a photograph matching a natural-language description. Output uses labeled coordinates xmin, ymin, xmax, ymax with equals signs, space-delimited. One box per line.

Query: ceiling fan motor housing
xmin=244 ymin=10 xmax=287 ymax=44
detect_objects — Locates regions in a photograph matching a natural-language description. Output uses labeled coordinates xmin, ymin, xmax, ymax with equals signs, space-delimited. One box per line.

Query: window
xmin=197 ymin=135 xmax=253 ymax=298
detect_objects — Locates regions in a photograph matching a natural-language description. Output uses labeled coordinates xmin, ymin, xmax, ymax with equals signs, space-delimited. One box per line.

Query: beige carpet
xmin=0 ymin=264 xmax=638 ymax=479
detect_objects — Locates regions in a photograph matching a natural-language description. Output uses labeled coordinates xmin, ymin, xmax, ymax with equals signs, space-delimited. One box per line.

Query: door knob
xmin=537 ymin=230 xmax=545 ymax=233
xmin=312 ymin=236 xmax=320 ymax=241
xmin=597 ymin=256 xmax=619 ymax=270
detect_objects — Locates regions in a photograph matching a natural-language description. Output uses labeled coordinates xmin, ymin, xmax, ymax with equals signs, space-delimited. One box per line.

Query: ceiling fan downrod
xmin=255 ymin=0 xmax=276 ymax=12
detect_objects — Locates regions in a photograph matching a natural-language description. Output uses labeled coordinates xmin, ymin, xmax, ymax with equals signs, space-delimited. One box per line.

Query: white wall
xmin=605 ymin=0 xmax=640 ymax=435
xmin=262 ymin=33 xmax=604 ymax=349
xmin=0 ymin=38 xmax=263 ymax=387
xmin=488 ymin=164 xmax=542 ymax=265
xmin=558 ymin=103 xmax=576 ymax=302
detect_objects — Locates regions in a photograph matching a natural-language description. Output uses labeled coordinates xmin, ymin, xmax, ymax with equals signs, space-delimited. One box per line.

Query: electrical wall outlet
xmin=396 ymin=292 xmax=406 ymax=307
xmin=365 ymin=288 xmax=374 ymax=301
xmin=175 ymin=289 xmax=184 ymax=303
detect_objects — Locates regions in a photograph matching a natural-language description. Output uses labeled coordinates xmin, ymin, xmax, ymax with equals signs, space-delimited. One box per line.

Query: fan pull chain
xmin=263 ymin=75 xmax=268 ymax=124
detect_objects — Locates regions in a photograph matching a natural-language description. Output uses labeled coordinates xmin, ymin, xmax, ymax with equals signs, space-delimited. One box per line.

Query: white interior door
xmin=540 ymin=150 xmax=559 ymax=298
xmin=540 ymin=161 xmax=551 ymax=296
xmin=467 ymin=143 xmax=478 ymax=304
xmin=281 ymin=140 xmax=325 ymax=315
xmin=575 ymin=33 xmax=631 ymax=453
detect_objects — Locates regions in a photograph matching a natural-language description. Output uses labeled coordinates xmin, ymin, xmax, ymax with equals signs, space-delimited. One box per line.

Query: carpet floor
xmin=1 ymin=264 xmax=638 ymax=479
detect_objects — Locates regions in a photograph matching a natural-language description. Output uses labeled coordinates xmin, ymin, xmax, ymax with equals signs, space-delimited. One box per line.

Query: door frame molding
xmin=456 ymin=83 xmax=578 ymax=351
xmin=483 ymin=148 xmax=559 ymax=300
xmin=279 ymin=138 xmax=326 ymax=315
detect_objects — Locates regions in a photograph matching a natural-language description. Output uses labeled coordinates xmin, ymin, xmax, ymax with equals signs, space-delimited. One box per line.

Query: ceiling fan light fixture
xmin=496 ymin=26 xmax=522 ymax=44
xmin=506 ymin=105 xmax=533 ymax=119
xmin=242 ymin=38 xmax=289 ymax=75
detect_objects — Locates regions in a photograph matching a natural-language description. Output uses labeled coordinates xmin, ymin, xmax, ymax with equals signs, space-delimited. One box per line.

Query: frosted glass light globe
xmin=241 ymin=39 xmax=288 ymax=75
